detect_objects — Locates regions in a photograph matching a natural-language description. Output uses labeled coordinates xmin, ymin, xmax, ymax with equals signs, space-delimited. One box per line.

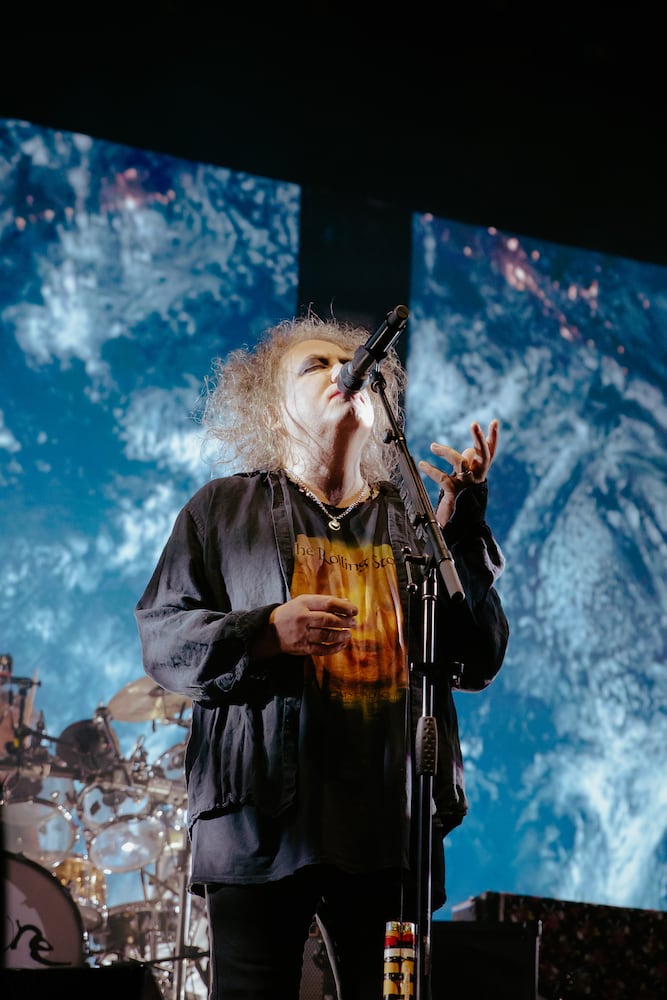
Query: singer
xmin=135 ymin=311 xmax=509 ymax=999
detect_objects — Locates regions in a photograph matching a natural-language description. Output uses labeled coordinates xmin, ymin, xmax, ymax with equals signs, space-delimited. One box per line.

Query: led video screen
xmin=406 ymin=213 xmax=667 ymax=918
xmin=0 ymin=120 xmax=300 ymax=990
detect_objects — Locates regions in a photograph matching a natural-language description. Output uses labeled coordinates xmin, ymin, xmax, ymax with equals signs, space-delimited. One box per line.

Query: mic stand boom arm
xmin=369 ymin=366 xmax=466 ymax=1000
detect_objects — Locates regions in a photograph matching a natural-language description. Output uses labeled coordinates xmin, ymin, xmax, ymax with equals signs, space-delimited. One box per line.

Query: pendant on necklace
xmin=286 ymin=471 xmax=369 ymax=532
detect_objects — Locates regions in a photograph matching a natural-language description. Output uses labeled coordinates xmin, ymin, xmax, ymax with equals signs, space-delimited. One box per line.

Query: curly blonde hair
xmin=200 ymin=314 xmax=407 ymax=483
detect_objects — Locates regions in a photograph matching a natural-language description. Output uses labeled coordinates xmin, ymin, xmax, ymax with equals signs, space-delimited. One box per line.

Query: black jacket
xmin=135 ymin=470 xmax=509 ymax=839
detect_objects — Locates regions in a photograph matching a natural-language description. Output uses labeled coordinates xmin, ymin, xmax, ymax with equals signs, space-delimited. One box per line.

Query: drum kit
xmin=1 ymin=658 xmax=209 ymax=1000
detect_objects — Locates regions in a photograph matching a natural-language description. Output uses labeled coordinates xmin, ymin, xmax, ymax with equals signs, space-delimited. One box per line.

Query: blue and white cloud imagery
xmin=0 ymin=119 xmax=300 ymax=913
xmin=406 ymin=214 xmax=667 ymax=918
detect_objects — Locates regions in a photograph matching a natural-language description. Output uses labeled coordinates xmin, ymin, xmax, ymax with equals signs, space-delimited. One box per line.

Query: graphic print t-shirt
xmin=286 ymin=482 xmax=411 ymax=874
xmin=290 ymin=487 xmax=407 ymax=706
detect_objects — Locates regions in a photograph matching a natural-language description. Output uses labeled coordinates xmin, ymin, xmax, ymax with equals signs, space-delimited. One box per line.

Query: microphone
xmin=336 ymin=304 xmax=409 ymax=397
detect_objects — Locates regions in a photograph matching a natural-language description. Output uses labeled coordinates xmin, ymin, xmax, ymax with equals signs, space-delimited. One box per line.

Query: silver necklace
xmin=287 ymin=472 xmax=369 ymax=531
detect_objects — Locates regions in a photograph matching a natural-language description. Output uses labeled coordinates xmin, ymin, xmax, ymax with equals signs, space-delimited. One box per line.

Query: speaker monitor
xmin=452 ymin=890 xmax=667 ymax=999
xmin=430 ymin=920 xmax=540 ymax=1000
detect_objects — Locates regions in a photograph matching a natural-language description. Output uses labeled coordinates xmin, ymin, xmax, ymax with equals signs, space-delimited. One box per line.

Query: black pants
xmin=205 ymin=865 xmax=411 ymax=1000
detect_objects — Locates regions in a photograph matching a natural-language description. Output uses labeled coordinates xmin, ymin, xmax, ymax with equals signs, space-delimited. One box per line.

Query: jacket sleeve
xmin=134 ymin=500 xmax=293 ymax=708
xmin=436 ymin=480 xmax=509 ymax=692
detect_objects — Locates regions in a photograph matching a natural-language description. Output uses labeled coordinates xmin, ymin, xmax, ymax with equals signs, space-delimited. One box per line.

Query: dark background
xmin=1 ymin=24 xmax=665 ymax=329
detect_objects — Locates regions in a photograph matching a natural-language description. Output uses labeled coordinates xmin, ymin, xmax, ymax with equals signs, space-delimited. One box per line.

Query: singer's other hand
xmin=419 ymin=419 xmax=500 ymax=526
xmin=250 ymin=594 xmax=358 ymax=659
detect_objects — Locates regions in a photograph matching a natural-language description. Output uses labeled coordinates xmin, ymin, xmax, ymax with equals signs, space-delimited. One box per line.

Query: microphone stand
xmin=368 ymin=362 xmax=465 ymax=1000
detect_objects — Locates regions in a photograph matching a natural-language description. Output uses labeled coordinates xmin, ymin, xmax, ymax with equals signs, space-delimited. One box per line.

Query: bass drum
xmin=2 ymin=850 xmax=85 ymax=968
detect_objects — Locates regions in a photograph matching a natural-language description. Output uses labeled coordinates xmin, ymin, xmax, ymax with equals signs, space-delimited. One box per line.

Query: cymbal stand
xmin=171 ymin=860 xmax=193 ymax=1000
xmin=95 ymin=703 xmax=132 ymax=784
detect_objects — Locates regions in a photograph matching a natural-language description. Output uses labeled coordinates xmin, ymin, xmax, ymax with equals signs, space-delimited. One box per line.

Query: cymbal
xmin=108 ymin=676 xmax=191 ymax=723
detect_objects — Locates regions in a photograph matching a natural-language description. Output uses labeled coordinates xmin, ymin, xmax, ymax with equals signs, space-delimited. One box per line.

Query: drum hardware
xmin=127 ymin=732 xmax=149 ymax=768
xmin=0 ymin=757 xmax=80 ymax=782
xmin=152 ymin=852 xmax=193 ymax=1000
xmin=0 ymin=671 xmax=41 ymax=688
xmin=124 ymin=736 xmax=185 ymax=804
xmin=128 ymin=773 xmax=187 ymax=809
xmin=135 ymin=953 xmax=210 ymax=1000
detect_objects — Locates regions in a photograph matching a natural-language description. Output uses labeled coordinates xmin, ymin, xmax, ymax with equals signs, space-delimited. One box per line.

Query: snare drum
xmin=52 ymin=855 xmax=108 ymax=931
xmin=2 ymin=771 xmax=76 ymax=864
xmin=2 ymin=850 xmax=85 ymax=968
